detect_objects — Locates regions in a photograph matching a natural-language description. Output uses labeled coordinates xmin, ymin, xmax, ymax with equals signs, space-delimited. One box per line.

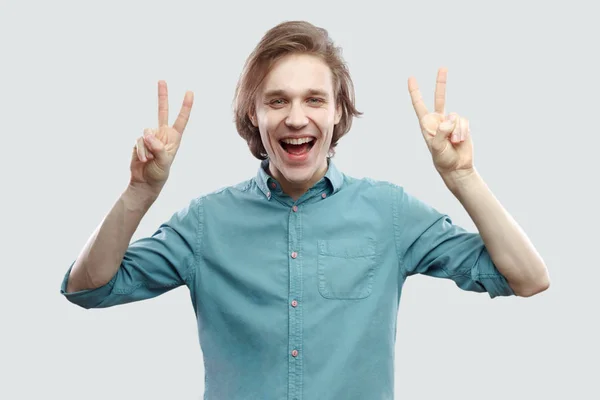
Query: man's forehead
xmin=259 ymin=54 xmax=334 ymax=95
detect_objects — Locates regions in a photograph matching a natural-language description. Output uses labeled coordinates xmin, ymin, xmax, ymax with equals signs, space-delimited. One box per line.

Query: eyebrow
xmin=262 ymin=88 xmax=330 ymax=99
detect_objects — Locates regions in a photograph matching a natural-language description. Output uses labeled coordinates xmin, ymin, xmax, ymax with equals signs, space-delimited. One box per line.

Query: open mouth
xmin=279 ymin=137 xmax=316 ymax=156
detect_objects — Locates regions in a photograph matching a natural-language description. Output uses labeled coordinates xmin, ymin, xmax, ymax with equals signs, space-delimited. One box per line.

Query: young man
xmin=61 ymin=20 xmax=549 ymax=400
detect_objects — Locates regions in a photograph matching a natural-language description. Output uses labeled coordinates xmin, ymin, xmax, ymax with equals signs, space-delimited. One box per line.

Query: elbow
xmin=516 ymin=280 xmax=549 ymax=297
xmin=513 ymin=271 xmax=550 ymax=298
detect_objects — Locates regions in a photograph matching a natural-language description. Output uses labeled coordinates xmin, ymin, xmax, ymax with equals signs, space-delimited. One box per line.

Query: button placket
xmin=288 ymin=195 xmax=302 ymax=400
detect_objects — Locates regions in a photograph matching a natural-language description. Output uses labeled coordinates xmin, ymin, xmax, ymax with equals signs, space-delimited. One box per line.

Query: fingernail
xmin=448 ymin=114 xmax=456 ymax=122
xmin=452 ymin=133 xmax=458 ymax=141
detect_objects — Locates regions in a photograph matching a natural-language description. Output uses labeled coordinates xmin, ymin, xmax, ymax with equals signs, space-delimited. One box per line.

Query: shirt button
xmin=291 ymin=300 xmax=298 ymax=307
xmin=321 ymin=193 xmax=327 ymax=199
xmin=266 ymin=191 xmax=271 ymax=199
xmin=270 ymin=182 xmax=276 ymax=189
xmin=291 ymin=251 xmax=297 ymax=259
xmin=292 ymin=205 xmax=298 ymax=212
xmin=291 ymin=350 xmax=298 ymax=357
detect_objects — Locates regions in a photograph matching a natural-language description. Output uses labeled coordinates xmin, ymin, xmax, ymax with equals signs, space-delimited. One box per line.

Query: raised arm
xmin=66 ymin=81 xmax=194 ymax=293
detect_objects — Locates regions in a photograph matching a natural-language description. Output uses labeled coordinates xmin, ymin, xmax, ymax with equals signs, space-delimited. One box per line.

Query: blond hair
xmin=233 ymin=20 xmax=363 ymax=159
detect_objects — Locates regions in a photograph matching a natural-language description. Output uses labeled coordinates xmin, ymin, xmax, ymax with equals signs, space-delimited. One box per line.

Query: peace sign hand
xmin=130 ymin=81 xmax=194 ymax=194
xmin=408 ymin=68 xmax=473 ymax=179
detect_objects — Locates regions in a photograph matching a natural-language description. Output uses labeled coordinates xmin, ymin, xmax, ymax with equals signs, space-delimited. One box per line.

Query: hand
xmin=408 ymin=68 xmax=474 ymax=179
xmin=130 ymin=81 xmax=194 ymax=193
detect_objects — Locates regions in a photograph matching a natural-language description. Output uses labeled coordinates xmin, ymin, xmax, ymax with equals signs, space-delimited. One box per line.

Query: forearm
xmin=65 ymin=185 xmax=159 ymax=293
xmin=442 ymin=169 xmax=550 ymax=297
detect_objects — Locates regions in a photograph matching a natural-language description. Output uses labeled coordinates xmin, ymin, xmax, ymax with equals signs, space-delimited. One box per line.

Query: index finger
xmin=172 ymin=91 xmax=194 ymax=134
xmin=434 ymin=67 xmax=447 ymax=115
xmin=408 ymin=76 xmax=428 ymax=121
xmin=158 ymin=80 xmax=169 ymax=127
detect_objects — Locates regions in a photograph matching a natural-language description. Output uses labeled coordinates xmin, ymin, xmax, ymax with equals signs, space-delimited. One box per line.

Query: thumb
xmin=432 ymin=115 xmax=456 ymax=151
xmin=143 ymin=134 xmax=169 ymax=166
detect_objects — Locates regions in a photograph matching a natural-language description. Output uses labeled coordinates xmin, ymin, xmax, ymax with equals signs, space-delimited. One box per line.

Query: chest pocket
xmin=317 ymin=237 xmax=378 ymax=300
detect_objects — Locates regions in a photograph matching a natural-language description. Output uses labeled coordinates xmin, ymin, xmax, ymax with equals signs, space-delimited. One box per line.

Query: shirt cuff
xmin=60 ymin=261 xmax=117 ymax=309
xmin=474 ymin=249 xmax=515 ymax=299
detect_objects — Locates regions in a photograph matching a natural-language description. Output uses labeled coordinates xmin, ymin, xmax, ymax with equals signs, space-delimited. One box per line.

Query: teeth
xmin=281 ymin=137 xmax=314 ymax=145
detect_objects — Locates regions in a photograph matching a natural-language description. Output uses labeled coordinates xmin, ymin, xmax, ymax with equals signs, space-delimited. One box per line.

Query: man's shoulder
xmin=341 ymin=173 xmax=438 ymax=214
xmin=205 ymin=178 xmax=255 ymax=197
xmin=169 ymin=178 xmax=255 ymax=221
xmin=191 ymin=178 xmax=256 ymax=203
xmin=341 ymin=172 xmax=406 ymax=196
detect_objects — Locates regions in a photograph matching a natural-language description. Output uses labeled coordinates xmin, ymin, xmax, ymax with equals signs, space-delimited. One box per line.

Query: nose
xmin=285 ymin=102 xmax=309 ymax=129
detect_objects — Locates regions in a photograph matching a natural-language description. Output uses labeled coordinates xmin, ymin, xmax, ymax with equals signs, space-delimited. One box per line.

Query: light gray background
xmin=1 ymin=0 xmax=598 ymax=398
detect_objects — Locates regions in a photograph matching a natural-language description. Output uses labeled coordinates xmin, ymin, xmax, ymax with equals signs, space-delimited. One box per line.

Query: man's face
xmin=251 ymin=53 xmax=342 ymax=193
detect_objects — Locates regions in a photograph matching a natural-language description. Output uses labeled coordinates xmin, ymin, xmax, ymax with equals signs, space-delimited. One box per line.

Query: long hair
xmin=233 ymin=20 xmax=363 ymax=159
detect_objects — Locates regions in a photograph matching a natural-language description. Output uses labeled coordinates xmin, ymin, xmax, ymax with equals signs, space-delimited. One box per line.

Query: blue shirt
xmin=60 ymin=159 xmax=514 ymax=400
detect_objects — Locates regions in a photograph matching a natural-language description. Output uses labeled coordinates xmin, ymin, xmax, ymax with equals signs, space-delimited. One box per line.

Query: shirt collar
xmin=255 ymin=158 xmax=344 ymax=199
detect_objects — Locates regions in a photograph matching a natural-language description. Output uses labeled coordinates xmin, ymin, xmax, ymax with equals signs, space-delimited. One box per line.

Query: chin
xmin=279 ymin=164 xmax=319 ymax=184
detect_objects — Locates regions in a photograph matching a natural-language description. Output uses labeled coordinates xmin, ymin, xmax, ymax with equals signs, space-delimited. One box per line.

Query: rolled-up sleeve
xmin=60 ymin=196 xmax=204 ymax=309
xmin=392 ymin=185 xmax=514 ymax=299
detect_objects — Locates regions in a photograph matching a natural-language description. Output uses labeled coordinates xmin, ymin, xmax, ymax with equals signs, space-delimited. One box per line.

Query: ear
xmin=334 ymin=103 xmax=342 ymax=125
xmin=248 ymin=108 xmax=258 ymax=127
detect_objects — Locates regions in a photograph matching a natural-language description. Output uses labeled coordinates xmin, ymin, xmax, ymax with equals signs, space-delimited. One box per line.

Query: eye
xmin=307 ymin=97 xmax=324 ymax=105
xmin=269 ymin=99 xmax=286 ymax=106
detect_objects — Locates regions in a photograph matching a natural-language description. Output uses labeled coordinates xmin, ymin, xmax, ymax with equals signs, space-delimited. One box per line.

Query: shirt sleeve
xmin=60 ymin=196 xmax=204 ymax=309
xmin=391 ymin=184 xmax=514 ymax=299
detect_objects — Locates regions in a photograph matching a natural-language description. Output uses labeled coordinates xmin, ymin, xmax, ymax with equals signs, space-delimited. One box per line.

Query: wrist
xmin=123 ymin=184 xmax=161 ymax=212
xmin=440 ymin=168 xmax=482 ymax=197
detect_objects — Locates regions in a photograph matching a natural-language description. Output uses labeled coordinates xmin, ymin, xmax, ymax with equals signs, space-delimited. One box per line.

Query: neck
xmin=269 ymin=159 xmax=328 ymax=201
